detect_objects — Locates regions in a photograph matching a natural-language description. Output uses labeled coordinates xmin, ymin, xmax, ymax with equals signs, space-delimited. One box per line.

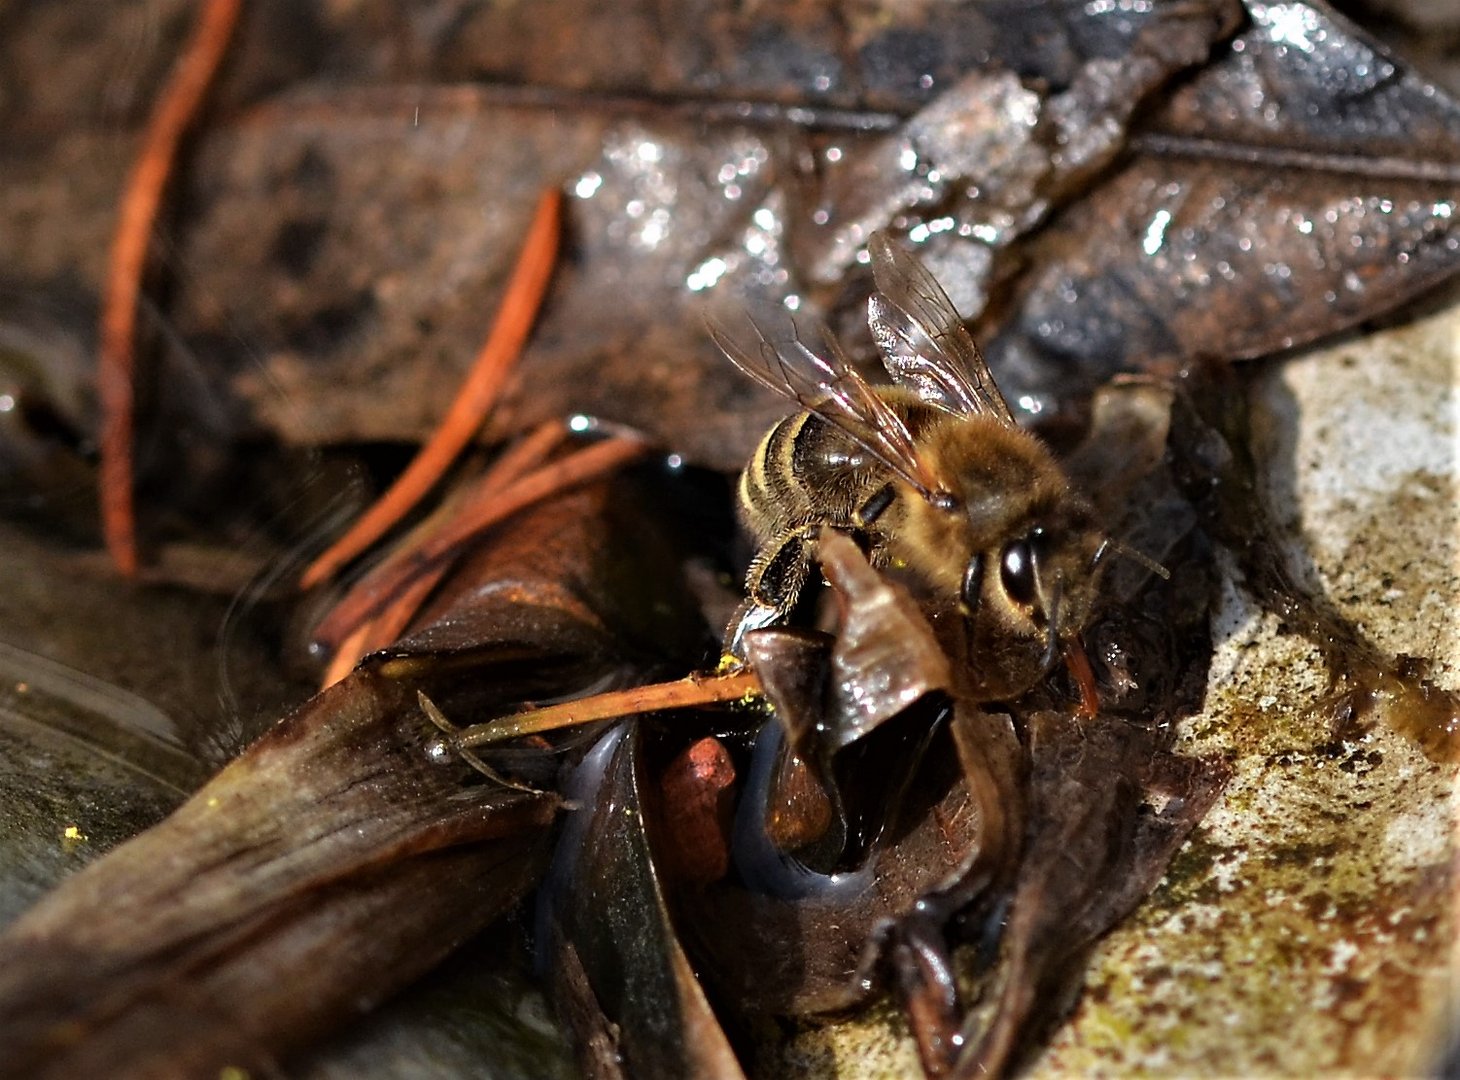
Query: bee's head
xmin=955 ymin=500 xmax=1107 ymax=707
xmin=880 ymin=422 xmax=1114 ymax=709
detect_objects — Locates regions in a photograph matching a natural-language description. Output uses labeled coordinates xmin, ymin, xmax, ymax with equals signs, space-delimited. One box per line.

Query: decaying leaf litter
xmin=0 ymin=1 xmax=1458 ymax=1077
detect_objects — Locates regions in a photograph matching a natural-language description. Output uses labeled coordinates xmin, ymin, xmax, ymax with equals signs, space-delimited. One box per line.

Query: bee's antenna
xmin=1092 ymin=536 xmax=1170 ymax=581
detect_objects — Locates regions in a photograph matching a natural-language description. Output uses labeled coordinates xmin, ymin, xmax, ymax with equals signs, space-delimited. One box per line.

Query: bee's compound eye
xmin=961 ymin=552 xmax=985 ymax=610
xmin=999 ymin=538 xmax=1037 ymax=607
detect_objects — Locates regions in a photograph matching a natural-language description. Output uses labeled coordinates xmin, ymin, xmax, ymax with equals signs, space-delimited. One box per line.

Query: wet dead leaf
xmin=0 ymin=477 xmax=711 ymax=1077
xmin=0 ymin=667 xmax=558 ymax=1079
xmin=8 ymin=2 xmax=1457 ymax=474
xmin=987 ymin=1 xmax=1460 ymax=418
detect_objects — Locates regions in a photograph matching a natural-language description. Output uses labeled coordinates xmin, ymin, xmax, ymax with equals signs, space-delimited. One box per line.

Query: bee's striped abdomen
xmin=738 ymin=412 xmax=820 ymax=543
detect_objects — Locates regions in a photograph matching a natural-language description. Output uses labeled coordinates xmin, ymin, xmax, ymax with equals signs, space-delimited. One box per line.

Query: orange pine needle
xmin=312 ymin=434 xmax=650 ymax=651
xmin=474 ymin=417 xmax=570 ymax=492
xmin=319 ymin=568 xmax=440 ymax=688
xmin=310 ymin=420 xmax=566 ymax=652
xmin=446 ymin=669 xmax=764 ymax=748
xmin=99 ymin=0 xmax=244 ymax=576
xmin=417 ymin=435 xmax=649 ymax=571
xmin=313 ymin=419 xmax=569 ymax=663
xmin=299 ymin=188 xmax=564 ymax=590
xmin=357 ymin=569 xmax=443 ymax=656
xmin=320 ymin=621 xmax=373 ymax=689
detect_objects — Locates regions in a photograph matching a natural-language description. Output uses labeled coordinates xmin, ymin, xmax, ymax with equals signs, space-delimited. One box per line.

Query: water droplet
xmin=686 ymin=256 xmax=728 ymax=292
xmin=1142 ymin=208 xmax=1172 ymax=256
xmin=573 ymin=172 xmax=603 ymax=200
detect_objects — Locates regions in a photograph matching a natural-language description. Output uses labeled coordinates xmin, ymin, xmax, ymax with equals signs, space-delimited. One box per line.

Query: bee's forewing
xmin=867 ymin=232 xmax=1015 ymax=425
xmin=707 ymin=310 xmax=943 ymax=497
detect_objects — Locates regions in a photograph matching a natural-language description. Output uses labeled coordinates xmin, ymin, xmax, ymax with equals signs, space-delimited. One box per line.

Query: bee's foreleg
xmin=726 ymin=525 xmax=822 ymax=656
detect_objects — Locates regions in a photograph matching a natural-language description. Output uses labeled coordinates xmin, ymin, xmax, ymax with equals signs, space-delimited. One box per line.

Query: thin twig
xmin=99 ymin=0 xmax=244 ymax=576
xmin=449 ymin=669 xmax=764 ymax=748
xmin=299 ymin=188 xmax=564 ymax=589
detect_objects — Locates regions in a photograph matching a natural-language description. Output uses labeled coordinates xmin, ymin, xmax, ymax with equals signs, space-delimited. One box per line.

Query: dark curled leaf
xmin=741 ymin=532 xmax=952 ymax=821
xmin=373 ymin=479 xmax=715 ymax=714
xmin=741 ymin=626 xmax=834 ymax=755
xmin=813 ymin=529 xmax=951 ymax=752
xmin=678 ymin=705 xmax=1005 ymax=1018
xmin=544 ymin=722 xmax=745 ymax=1080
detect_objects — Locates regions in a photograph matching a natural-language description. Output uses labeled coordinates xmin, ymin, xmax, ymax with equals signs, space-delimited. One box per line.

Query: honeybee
xmin=709 ymin=233 xmax=1109 ymax=709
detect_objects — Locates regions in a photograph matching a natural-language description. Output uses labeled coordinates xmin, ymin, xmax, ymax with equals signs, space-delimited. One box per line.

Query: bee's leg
xmin=724 ymin=599 xmax=782 ymax=658
xmin=725 ymin=526 xmax=821 ymax=656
